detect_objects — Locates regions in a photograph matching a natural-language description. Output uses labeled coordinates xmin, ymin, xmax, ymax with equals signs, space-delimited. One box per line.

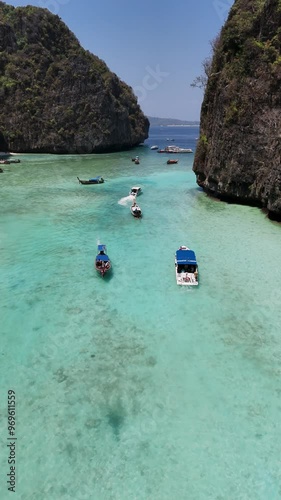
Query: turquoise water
xmin=1 ymin=127 xmax=281 ymax=499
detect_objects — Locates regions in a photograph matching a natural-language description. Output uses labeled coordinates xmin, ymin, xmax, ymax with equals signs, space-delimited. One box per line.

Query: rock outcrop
xmin=0 ymin=1 xmax=149 ymax=153
xmin=193 ymin=0 xmax=281 ymax=220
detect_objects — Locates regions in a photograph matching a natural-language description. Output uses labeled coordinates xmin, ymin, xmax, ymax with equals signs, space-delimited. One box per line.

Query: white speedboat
xmin=150 ymin=145 xmax=159 ymax=150
xmin=175 ymin=245 xmax=198 ymax=286
xmin=129 ymin=186 xmax=142 ymax=196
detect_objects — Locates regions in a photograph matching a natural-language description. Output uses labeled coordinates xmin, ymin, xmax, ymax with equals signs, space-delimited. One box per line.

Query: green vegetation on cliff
xmin=193 ymin=0 xmax=281 ymax=220
xmin=0 ymin=1 xmax=149 ymax=153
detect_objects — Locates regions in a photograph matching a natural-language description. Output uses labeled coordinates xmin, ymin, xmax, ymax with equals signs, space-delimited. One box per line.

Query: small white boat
xmin=150 ymin=145 xmax=158 ymax=150
xmin=129 ymin=186 xmax=142 ymax=197
xmin=130 ymin=201 xmax=142 ymax=218
xmin=175 ymin=245 xmax=198 ymax=286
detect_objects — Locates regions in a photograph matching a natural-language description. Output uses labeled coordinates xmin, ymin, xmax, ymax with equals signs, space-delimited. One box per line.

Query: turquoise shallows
xmin=1 ymin=127 xmax=281 ymax=499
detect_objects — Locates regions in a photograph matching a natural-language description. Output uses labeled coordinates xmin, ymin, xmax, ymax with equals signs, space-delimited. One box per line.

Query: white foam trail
xmin=118 ymin=195 xmax=134 ymax=206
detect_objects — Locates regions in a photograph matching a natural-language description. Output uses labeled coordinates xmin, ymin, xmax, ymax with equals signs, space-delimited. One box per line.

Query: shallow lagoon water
xmin=1 ymin=127 xmax=281 ymax=499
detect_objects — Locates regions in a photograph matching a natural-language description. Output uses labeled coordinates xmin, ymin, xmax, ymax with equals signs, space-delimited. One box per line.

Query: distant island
xmin=148 ymin=117 xmax=199 ymax=127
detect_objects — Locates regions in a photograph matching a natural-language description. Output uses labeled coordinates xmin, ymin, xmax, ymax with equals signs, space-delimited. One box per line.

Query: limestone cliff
xmin=0 ymin=2 xmax=149 ymax=153
xmin=193 ymin=0 xmax=281 ymax=220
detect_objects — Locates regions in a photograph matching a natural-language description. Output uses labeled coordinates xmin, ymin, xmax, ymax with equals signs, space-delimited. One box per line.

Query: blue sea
xmin=1 ymin=126 xmax=281 ymax=499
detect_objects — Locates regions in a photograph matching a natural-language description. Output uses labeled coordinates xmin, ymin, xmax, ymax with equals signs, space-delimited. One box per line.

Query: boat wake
xmin=118 ymin=195 xmax=135 ymax=206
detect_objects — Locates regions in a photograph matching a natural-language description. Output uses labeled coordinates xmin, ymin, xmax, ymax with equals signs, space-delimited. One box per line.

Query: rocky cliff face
xmin=193 ymin=0 xmax=281 ymax=220
xmin=0 ymin=2 xmax=149 ymax=153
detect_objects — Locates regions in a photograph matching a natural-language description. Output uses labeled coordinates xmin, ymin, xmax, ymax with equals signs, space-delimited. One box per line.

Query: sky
xmin=6 ymin=0 xmax=234 ymax=120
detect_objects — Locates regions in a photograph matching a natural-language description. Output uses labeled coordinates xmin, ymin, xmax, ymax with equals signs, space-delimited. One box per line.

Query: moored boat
xmin=95 ymin=244 xmax=111 ymax=277
xmin=175 ymin=245 xmax=198 ymax=286
xmin=77 ymin=176 xmax=104 ymax=185
xmin=150 ymin=145 xmax=158 ymax=150
xmin=167 ymin=159 xmax=179 ymax=164
xmin=158 ymin=146 xmax=193 ymax=153
xmin=130 ymin=201 xmax=142 ymax=218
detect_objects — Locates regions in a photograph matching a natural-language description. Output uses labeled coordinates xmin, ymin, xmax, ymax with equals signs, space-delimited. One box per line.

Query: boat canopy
xmin=98 ymin=244 xmax=106 ymax=252
xmin=89 ymin=176 xmax=102 ymax=181
xmin=96 ymin=254 xmax=109 ymax=262
xmin=176 ymin=249 xmax=197 ymax=264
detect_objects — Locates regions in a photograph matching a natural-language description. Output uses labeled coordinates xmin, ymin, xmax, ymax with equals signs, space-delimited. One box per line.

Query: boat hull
xmin=175 ymin=269 xmax=198 ymax=286
xmin=77 ymin=177 xmax=104 ymax=185
xmin=95 ymin=262 xmax=111 ymax=276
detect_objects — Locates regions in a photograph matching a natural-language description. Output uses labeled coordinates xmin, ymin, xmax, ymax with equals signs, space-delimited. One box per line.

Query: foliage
xmin=199 ymin=134 xmax=208 ymax=145
xmin=0 ymin=2 xmax=149 ymax=153
xmin=224 ymin=101 xmax=239 ymax=125
xmin=190 ymin=57 xmax=212 ymax=90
